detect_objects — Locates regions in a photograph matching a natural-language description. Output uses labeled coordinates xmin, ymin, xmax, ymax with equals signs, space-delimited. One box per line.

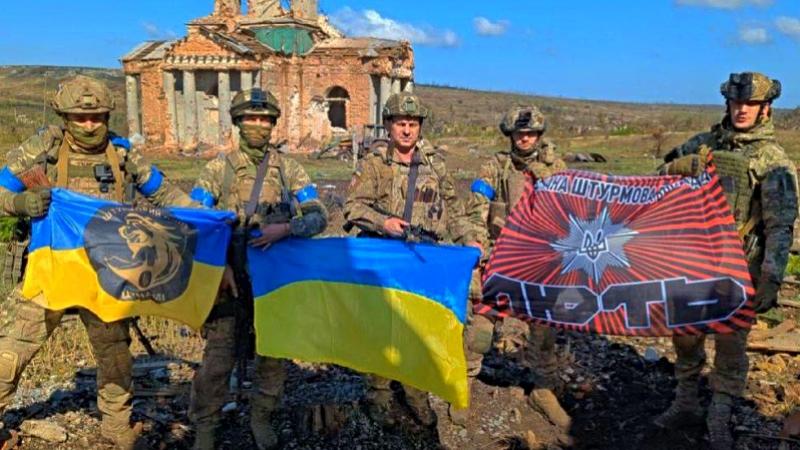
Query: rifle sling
xmin=402 ymin=150 xmax=421 ymax=223
xmin=244 ymin=150 xmax=272 ymax=225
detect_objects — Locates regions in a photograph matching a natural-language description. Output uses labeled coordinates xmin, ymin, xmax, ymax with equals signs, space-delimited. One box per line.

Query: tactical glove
xmin=753 ymin=281 xmax=780 ymax=313
xmin=12 ymin=187 xmax=51 ymax=218
xmin=664 ymin=154 xmax=705 ymax=177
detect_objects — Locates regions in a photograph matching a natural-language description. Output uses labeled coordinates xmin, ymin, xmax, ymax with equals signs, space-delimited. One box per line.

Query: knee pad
xmin=0 ymin=351 xmax=19 ymax=384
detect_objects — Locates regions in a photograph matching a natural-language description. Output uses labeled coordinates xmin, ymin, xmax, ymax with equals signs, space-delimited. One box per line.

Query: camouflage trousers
xmin=671 ymin=329 xmax=750 ymax=403
xmin=465 ymin=311 xmax=560 ymax=388
xmin=365 ymin=375 xmax=430 ymax=416
xmin=0 ymin=290 xmax=133 ymax=432
xmin=189 ymin=316 xmax=287 ymax=427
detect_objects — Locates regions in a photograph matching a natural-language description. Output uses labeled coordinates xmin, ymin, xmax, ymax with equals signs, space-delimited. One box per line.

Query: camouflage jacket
xmin=466 ymin=139 xmax=566 ymax=245
xmin=0 ymin=125 xmax=191 ymax=214
xmin=343 ymin=140 xmax=468 ymax=243
xmin=665 ymin=119 xmax=798 ymax=290
xmin=190 ymin=148 xmax=327 ymax=237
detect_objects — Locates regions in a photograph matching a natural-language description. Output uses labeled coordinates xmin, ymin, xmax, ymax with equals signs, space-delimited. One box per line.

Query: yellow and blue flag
xmin=250 ymin=237 xmax=479 ymax=409
xmin=22 ymin=189 xmax=235 ymax=329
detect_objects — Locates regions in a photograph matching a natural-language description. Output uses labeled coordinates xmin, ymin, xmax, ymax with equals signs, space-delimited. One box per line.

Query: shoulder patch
xmin=110 ymin=135 xmax=131 ymax=151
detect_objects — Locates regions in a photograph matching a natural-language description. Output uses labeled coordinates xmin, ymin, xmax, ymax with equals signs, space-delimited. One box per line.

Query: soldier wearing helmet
xmin=658 ymin=72 xmax=797 ymax=450
xmin=188 ymin=88 xmax=327 ymax=450
xmin=459 ymin=105 xmax=570 ymax=431
xmin=344 ymin=92 xmax=475 ymax=429
xmin=0 ymin=75 xmax=190 ymax=450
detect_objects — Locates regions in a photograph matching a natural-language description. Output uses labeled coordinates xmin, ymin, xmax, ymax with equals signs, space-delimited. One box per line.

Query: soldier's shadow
xmin=563 ymin=332 xmax=784 ymax=450
xmin=0 ymin=353 xmax=198 ymax=448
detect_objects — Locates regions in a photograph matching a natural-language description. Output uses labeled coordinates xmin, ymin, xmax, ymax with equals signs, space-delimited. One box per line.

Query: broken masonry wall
xmin=261 ymin=51 xmax=373 ymax=151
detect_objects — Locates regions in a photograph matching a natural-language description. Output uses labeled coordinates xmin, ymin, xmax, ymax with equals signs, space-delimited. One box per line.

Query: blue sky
xmin=1 ymin=0 xmax=799 ymax=106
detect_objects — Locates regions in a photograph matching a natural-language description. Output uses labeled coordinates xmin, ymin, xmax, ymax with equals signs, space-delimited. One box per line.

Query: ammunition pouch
xmin=488 ymin=201 xmax=508 ymax=239
xmin=2 ymin=220 xmax=30 ymax=290
xmin=712 ymin=150 xmax=754 ymax=228
xmin=2 ymin=238 xmax=28 ymax=290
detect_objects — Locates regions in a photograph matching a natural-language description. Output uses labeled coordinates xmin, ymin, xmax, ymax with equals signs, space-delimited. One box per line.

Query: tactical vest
xmin=217 ymin=151 xmax=295 ymax=226
xmin=4 ymin=137 xmax=129 ymax=289
xmin=53 ymin=139 xmax=128 ymax=201
xmin=711 ymin=150 xmax=755 ymax=230
xmin=386 ymin=151 xmax=451 ymax=240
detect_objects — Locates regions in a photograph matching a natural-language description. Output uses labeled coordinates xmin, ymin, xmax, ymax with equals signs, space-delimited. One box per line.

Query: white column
xmin=125 ymin=75 xmax=141 ymax=136
xmin=183 ymin=70 xmax=198 ymax=148
xmin=218 ymin=70 xmax=232 ymax=145
xmin=241 ymin=71 xmax=253 ymax=91
xmin=391 ymin=78 xmax=401 ymax=95
xmin=163 ymin=71 xmax=179 ymax=146
xmin=379 ymin=76 xmax=391 ymax=109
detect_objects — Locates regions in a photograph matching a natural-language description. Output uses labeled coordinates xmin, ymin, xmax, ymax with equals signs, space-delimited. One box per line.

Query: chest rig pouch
xmin=489 ymin=156 xmax=530 ymax=240
xmin=220 ymin=152 xmax=296 ymax=226
xmin=711 ymin=150 xmax=754 ymax=228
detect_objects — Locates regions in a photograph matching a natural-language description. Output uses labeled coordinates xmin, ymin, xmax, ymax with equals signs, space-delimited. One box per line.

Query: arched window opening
xmin=326 ymin=86 xmax=349 ymax=129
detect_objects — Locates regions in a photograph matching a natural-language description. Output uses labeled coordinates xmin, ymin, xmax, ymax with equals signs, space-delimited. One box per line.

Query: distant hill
xmin=1 ymin=65 xmax=797 ymax=151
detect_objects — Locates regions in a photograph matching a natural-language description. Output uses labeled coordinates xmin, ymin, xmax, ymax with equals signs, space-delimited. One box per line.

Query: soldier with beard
xmin=657 ymin=72 xmax=798 ymax=450
xmin=461 ymin=106 xmax=570 ymax=430
xmin=0 ymin=75 xmax=191 ymax=450
xmin=188 ymin=88 xmax=328 ymax=450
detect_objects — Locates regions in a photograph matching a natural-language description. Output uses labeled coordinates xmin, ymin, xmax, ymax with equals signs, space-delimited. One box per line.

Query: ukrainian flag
xmin=250 ymin=237 xmax=479 ymax=409
xmin=22 ymin=189 xmax=234 ymax=329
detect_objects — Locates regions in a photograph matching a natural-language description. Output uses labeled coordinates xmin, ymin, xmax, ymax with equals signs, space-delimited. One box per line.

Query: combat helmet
xmin=382 ymin=92 xmax=429 ymax=121
xmin=500 ymin=106 xmax=546 ymax=136
xmin=720 ymin=72 xmax=781 ymax=103
xmin=51 ymin=75 xmax=115 ymax=115
xmin=230 ymin=88 xmax=281 ymax=122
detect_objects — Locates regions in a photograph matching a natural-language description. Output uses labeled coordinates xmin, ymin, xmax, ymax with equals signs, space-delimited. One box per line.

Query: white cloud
xmin=142 ymin=22 xmax=178 ymax=40
xmin=330 ymin=7 xmax=459 ymax=47
xmin=738 ymin=25 xmax=770 ymax=44
xmin=675 ymin=0 xmax=773 ymax=9
xmin=473 ymin=17 xmax=510 ymax=36
xmin=776 ymin=16 xmax=800 ymax=39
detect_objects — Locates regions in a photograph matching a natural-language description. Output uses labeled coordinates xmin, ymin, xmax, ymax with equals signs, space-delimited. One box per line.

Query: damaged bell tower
xmin=121 ymin=0 xmax=415 ymax=153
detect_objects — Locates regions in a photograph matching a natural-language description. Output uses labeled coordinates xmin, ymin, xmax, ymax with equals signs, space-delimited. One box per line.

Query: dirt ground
xmin=1 ymin=158 xmax=799 ymax=450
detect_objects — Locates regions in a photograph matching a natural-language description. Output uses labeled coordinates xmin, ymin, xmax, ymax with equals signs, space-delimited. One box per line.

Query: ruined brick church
xmin=121 ymin=0 xmax=415 ymax=152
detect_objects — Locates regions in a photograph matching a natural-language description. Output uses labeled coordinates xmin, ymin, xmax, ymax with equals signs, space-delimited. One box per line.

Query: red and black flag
xmin=479 ymin=166 xmax=755 ymax=337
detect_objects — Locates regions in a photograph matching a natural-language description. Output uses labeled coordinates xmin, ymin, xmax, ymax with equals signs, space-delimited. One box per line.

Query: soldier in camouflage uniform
xmin=188 ymin=88 xmax=328 ymax=450
xmin=461 ymin=106 xmax=570 ymax=430
xmin=0 ymin=75 xmax=191 ymax=450
xmin=657 ymin=72 xmax=798 ymax=450
xmin=344 ymin=92 xmax=476 ymax=428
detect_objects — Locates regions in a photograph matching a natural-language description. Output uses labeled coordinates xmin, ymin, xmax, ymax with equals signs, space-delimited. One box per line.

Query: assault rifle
xmin=357 ymin=204 xmax=442 ymax=244
xmin=402 ymin=224 xmax=441 ymax=244
xmin=229 ymin=226 xmax=255 ymax=399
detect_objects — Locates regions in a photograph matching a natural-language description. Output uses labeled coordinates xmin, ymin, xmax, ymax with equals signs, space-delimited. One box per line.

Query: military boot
xmin=447 ymin=377 xmax=476 ymax=427
xmin=251 ymin=402 xmax=279 ymax=450
xmin=100 ymin=421 xmax=144 ymax=450
xmin=364 ymin=376 xmax=397 ymax=428
xmin=707 ymin=393 xmax=734 ymax=450
xmin=404 ymin=386 xmax=436 ymax=427
xmin=653 ymin=381 xmax=704 ymax=429
xmin=528 ymin=388 xmax=570 ymax=429
xmin=192 ymin=420 xmax=216 ymax=450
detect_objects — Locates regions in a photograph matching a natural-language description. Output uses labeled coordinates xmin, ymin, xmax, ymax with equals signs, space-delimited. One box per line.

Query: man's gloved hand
xmin=754 ymin=281 xmax=781 ymax=313
xmin=12 ymin=187 xmax=51 ymax=218
xmin=664 ymin=154 xmax=706 ymax=177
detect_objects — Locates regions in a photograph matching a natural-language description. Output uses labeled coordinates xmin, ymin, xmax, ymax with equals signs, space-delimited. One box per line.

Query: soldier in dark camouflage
xmin=658 ymin=72 xmax=798 ymax=450
xmin=188 ymin=88 xmax=328 ymax=450
xmin=461 ymin=106 xmax=570 ymax=430
xmin=344 ymin=92 xmax=477 ymax=429
xmin=0 ymin=75 xmax=191 ymax=450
